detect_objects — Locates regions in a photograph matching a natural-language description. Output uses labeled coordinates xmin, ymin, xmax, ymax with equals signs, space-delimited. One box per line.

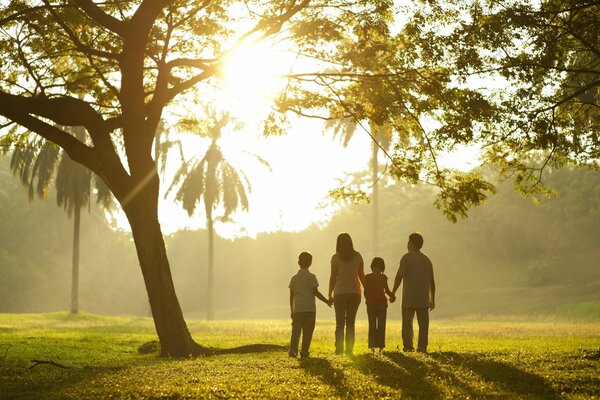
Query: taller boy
xmin=391 ymin=233 xmax=436 ymax=353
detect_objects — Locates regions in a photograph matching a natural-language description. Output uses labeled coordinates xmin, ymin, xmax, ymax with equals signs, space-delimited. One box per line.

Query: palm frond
xmin=325 ymin=117 xmax=357 ymax=147
xmin=56 ymin=153 xmax=92 ymax=218
xmin=176 ymin=159 xmax=207 ymax=216
xmin=93 ymin=174 xmax=113 ymax=209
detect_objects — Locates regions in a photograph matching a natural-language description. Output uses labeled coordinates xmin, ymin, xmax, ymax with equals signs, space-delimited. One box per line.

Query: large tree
xmin=0 ymin=0 xmax=414 ymax=357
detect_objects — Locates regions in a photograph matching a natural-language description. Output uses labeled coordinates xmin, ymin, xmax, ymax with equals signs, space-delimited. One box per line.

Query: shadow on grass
xmin=0 ymin=362 xmax=128 ymax=400
xmin=349 ymin=351 xmax=561 ymax=399
xmin=353 ymin=352 xmax=442 ymax=399
xmin=298 ymin=357 xmax=353 ymax=398
xmin=139 ymin=340 xmax=287 ymax=356
xmin=430 ymin=352 xmax=561 ymax=399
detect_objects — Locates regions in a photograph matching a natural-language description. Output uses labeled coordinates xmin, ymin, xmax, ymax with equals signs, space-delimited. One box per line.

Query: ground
xmin=0 ymin=313 xmax=598 ymax=399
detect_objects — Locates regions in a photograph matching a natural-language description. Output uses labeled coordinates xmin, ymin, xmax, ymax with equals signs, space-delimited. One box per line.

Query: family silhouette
xmin=288 ymin=232 xmax=436 ymax=358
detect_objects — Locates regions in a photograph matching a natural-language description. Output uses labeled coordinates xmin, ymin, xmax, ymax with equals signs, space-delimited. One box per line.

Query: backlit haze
xmin=109 ymin=41 xmax=480 ymax=239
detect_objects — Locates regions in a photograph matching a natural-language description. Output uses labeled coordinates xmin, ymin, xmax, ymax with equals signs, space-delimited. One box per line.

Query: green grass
xmin=0 ymin=313 xmax=599 ymax=399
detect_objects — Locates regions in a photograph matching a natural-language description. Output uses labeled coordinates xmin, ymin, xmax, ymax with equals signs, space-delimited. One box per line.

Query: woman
xmin=328 ymin=232 xmax=365 ymax=355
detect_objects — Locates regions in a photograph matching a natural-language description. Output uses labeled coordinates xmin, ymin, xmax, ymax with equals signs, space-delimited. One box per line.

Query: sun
xmin=216 ymin=41 xmax=290 ymax=120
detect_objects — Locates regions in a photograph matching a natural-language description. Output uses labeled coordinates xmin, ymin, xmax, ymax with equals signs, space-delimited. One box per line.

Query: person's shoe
xmin=335 ymin=349 xmax=344 ymax=355
xmin=417 ymin=348 xmax=428 ymax=354
xmin=345 ymin=349 xmax=354 ymax=356
xmin=403 ymin=347 xmax=415 ymax=352
xmin=288 ymin=352 xmax=297 ymax=358
xmin=300 ymin=354 xmax=309 ymax=359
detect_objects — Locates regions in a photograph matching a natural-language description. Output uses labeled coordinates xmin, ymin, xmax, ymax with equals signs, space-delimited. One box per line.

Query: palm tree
xmin=9 ymin=127 xmax=111 ymax=314
xmin=326 ymin=119 xmax=392 ymax=255
xmin=167 ymin=111 xmax=268 ymax=320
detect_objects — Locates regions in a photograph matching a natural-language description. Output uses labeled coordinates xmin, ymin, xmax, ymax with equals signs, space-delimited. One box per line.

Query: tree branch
xmin=71 ymin=0 xmax=126 ymax=36
xmin=165 ymin=67 xmax=218 ymax=102
xmin=166 ymin=57 xmax=215 ymax=70
xmin=42 ymin=0 xmax=121 ymax=61
xmin=534 ymin=79 xmax=600 ymax=115
xmin=0 ymin=102 xmax=97 ymax=173
xmin=129 ymin=0 xmax=172 ymax=36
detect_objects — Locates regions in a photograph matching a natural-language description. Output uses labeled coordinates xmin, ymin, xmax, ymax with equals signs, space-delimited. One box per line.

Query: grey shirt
xmin=397 ymin=251 xmax=434 ymax=308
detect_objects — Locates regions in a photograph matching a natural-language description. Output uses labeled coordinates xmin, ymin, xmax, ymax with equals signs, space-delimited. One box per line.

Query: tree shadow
xmin=139 ymin=340 xmax=287 ymax=356
xmin=298 ymin=357 xmax=354 ymax=398
xmin=353 ymin=352 xmax=443 ymax=399
xmin=2 ymin=362 xmax=128 ymax=400
xmin=430 ymin=352 xmax=561 ymax=399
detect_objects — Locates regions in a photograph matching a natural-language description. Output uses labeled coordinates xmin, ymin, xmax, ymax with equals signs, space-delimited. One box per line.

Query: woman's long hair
xmin=336 ymin=232 xmax=356 ymax=262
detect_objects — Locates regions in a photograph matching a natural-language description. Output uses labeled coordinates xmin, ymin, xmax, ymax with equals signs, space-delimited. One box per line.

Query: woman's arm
xmin=328 ymin=260 xmax=337 ymax=301
xmin=358 ymin=257 xmax=366 ymax=287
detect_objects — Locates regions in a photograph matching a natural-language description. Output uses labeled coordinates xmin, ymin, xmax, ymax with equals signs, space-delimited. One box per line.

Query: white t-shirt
xmin=289 ymin=269 xmax=319 ymax=313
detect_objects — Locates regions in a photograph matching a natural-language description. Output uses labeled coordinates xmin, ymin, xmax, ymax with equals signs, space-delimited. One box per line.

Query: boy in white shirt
xmin=289 ymin=251 xmax=331 ymax=358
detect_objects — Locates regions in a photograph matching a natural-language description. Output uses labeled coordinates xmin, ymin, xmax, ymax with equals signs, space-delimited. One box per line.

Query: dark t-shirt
xmin=364 ymin=273 xmax=389 ymax=305
xmin=396 ymin=251 xmax=434 ymax=308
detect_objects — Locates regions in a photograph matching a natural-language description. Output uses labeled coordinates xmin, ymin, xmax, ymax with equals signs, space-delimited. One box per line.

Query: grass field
xmin=0 ymin=313 xmax=599 ymax=399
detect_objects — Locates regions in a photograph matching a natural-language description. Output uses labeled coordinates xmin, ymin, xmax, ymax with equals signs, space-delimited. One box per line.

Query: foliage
xmin=6 ymin=131 xmax=111 ymax=216
xmin=167 ymin=111 xmax=257 ymax=219
xmin=421 ymin=0 xmax=600 ymax=197
xmin=328 ymin=186 xmax=371 ymax=205
xmin=0 ymin=314 xmax=599 ymax=399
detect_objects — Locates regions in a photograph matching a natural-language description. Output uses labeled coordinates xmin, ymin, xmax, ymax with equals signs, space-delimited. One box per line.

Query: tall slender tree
xmin=325 ymin=119 xmax=392 ymax=255
xmin=167 ymin=112 xmax=268 ymax=320
xmin=8 ymin=127 xmax=111 ymax=313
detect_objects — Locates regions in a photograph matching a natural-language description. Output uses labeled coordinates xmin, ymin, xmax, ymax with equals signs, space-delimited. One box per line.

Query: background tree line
xmin=2 ymin=155 xmax=598 ymax=320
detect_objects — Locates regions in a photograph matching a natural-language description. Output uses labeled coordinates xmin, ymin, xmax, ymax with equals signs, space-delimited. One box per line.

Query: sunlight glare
xmin=217 ymin=42 xmax=288 ymax=119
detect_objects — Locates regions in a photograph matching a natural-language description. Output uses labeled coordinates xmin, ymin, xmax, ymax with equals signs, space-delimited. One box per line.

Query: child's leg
xmin=367 ymin=305 xmax=377 ymax=349
xmin=379 ymin=305 xmax=388 ymax=349
xmin=300 ymin=312 xmax=316 ymax=357
xmin=289 ymin=313 xmax=302 ymax=356
xmin=367 ymin=305 xmax=378 ymax=349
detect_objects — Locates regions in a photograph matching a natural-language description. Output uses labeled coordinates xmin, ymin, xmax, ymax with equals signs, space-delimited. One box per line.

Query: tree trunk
xmin=123 ymin=184 xmax=203 ymax=357
xmin=70 ymin=205 xmax=80 ymax=314
xmin=207 ymin=212 xmax=215 ymax=321
xmin=371 ymin=138 xmax=379 ymax=256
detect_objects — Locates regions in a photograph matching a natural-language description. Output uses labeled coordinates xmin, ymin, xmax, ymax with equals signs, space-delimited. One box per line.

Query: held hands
xmin=389 ymin=294 xmax=396 ymax=303
xmin=326 ymin=295 xmax=333 ymax=308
